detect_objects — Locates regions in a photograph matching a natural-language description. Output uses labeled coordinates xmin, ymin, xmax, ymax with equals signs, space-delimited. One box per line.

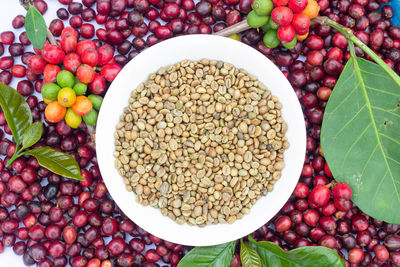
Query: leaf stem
xmin=6 ymin=149 xmax=21 ymax=167
xmin=314 ymin=16 xmax=400 ymax=88
xmin=348 ymin=39 xmax=357 ymax=60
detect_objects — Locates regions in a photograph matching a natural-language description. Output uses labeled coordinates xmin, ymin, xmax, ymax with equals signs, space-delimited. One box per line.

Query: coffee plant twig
xmin=215 ymin=16 xmax=400 ymax=87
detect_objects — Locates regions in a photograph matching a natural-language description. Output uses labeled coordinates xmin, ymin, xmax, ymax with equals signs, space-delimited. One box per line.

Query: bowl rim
xmin=96 ymin=34 xmax=306 ymax=246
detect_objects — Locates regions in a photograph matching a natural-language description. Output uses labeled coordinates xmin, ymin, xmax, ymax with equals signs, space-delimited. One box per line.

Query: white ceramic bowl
xmin=96 ymin=35 xmax=306 ymax=247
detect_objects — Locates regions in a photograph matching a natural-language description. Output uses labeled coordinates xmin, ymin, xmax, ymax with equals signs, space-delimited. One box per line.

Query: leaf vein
xmin=333 ymin=104 xmax=367 ymax=139
xmin=341 ymin=122 xmax=371 ymax=168
xmin=367 ymin=86 xmax=400 ymax=97
xmin=360 ymin=69 xmax=393 ymax=80
xmin=360 ymin=143 xmax=379 ymax=178
xmin=373 ymin=170 xmax=389 ymax=202
xmin=357 ymin=58 xmax=400 ymax=206
xmin=380 ymin=133 xmax=400 ymax=146
xmin=328 ymin=82 xmax=358 ymax=115
xmin=372 ymin=106 xmax=400 ymax=118
xmin=387 ymin=156 xmax=400 ymax=166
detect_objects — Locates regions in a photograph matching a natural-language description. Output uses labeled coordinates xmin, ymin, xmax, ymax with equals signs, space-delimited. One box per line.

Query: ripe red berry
xmin=278 ymin=24 xmax=296 ymax=43
xmin=100 ymin=63 xmax=122 ymax=82
xmin=89 ymin=73 xmax=106 ymax=94
xmin=61 ymin=35 xmax=78 ymax=53
xmin=63 ymin=226 xmax=77 ymax=244
xmin=324 ymin=163 xmax=333 ymax=177
xmin=374 ymin=244 xmax=389 ymax=262
xmin=43 ymin=64 xmax=61 ymax=83
xmin=288 ymin=0 xmax=308 ymax=12
xmin=63 ymin=52 xmax=82 ymax=73
xmin=334 ymin=198 xmax=352 ymax=211
xmin=293 ymin=182 xmax=309 ymax=198
xmin=271 ymin=7 xmax=294 ymax=26
xmin=76 ymin=40 xmax=97 ymax=56
xmin=272 ymin=0 xmax=289 ymax=6
xmin=291 ymin=13 xmax=310 ymax=35
xmin=303 ymin=209 xmax=319 ymax=227
xmin=332 ymin=33 xmax=348 ymax=49
xmin=28 ymin=55 xmax=46 ymax=75
xmin=348 ymin=247 xmax=364 ymax=264
xmin=61 ymin=26 xmax=79 ymax=39
xmin=81 ymin=48 xmax=99 ymax=67
xmin=97 ymin=44 xmax=115 ymax=65
xmin=308 ymin=185 xmax=330 ymax=208
xmin=275 ymin=216 xmax=292 ymax=232
xmin=41 ymin=44 xmax=65 ymax=64
xmin=352 ymin=215 xmax=369 ymax=232
xmin=332 ymin=182 xmax=352 ymax=200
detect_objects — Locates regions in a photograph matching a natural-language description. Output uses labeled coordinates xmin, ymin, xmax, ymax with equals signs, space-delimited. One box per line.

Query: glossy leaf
xmin=24 ymin=5 xmax=47 ymax=50
xmin=321 ymin=57 xmax=400 ymax=224
xmin=178 ymin=241 xmax=236 ymax=267
xmin=0 ymin=83 xmax=32 ymax=146
xmin=22 ymin=121 xmax=43 ymax=150
xmin=248 ymin=236 xmax=345 ymax=267
xmin=23 ymin=147 xmax=83 ymax=181
xmin=240 ymin=239 xmax=263 ymax=267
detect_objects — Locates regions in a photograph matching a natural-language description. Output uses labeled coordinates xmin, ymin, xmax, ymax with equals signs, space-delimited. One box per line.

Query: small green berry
xmin=247 ymin=10 xmax=270 ymax=28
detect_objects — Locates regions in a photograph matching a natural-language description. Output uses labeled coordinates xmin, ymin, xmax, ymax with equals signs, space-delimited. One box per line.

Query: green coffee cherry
xmin=88 ymin=94 xmax=103 ymax=110
xmin=268 ymin=18 xmax=279 ymax=30
xmin=83 ymin=109 xmax=98 ymax=126
xmin=282 ymin=37 xmax=297 ymax=49
xmin=73 ymin=83 xmax=87 ymax=96
xmin=247 ymin=10 xmax=269 ymax=28
xmin=57 ymin=70 xmax=75 ymax=88
xmin=261 ymin=21 xmax=271 ymax=32
xmin=41 ymin=83 xmax=61 ymax=101
xmin=263 ymin=30 xmax=280 ymax=48
xmin=252 ymin=0 xmax=273 ymax=16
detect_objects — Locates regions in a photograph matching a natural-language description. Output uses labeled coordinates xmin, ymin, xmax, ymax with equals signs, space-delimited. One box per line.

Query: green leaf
xmin=0 ymin=83 xmax=32 ymax=146
xmin=248 ymin=236 xmax=345 ymax=267
xmin=178 ymin=241 xmax=236 ymax=267
xmin=23 ymin=147 xmax=83 ymax=181
xmin=22 ymin=121 xmax=43 ymax=150
xmin=24 ymin=5 xmax=47 ymax=50
xmin=240 ymin=239 xmax=263 ymax=267
xmin=321 ymin=57 xmax=400 ymax=224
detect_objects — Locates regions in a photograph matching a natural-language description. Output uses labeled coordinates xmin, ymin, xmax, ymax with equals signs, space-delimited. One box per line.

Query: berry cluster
xmin=28 ymin=27 xmax=121 ymax=128
xmin=248 ymin=0 xmax=320 ymax=49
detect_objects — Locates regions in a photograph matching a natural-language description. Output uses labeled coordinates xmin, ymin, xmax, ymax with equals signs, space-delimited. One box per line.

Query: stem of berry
xmin=46 ymin=29 xmax=57 ymax=46
xmin=213 ymin=20 xmax=251 ymax=37
xmin=215 ymin=15 xmax=400 ymax=87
